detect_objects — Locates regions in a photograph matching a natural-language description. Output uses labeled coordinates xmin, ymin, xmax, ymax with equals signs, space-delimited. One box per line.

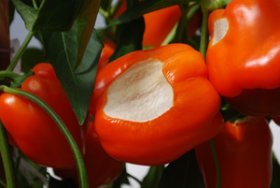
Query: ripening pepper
xmin=0 ymin=63 xmax=82 ymax=169
xmin=89 ymin=41 xmax=115 ymax=115
xmin=85 ymin=119 xmax=124 ymax=188
xmin=206 ymin=0 xmax=280 ymax=116
xmin=195 ymin=117 xmax=273 ymax=188
xmin=142 ymin=5 xmax=182 ymax=47
xmin=92 ymin=43 xmax=223 ymax=165
xmin=115 ymin=1 xmax=181 ymax=47
xmin=97 ymin=42 xmax=114 ymax=71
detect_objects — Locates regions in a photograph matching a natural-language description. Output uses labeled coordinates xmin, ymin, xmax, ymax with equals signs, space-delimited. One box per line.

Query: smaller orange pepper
xmin=195 ymin=117 xmax=273 ymax=188
xmin=85 ymin=119 xmax=124 ymax=188
xmin=142 ymin=5 xmax=181 ymax=47
xmin=89 ymin=42 xmax=115 ymax=114
xmin=97 ymin=42 xmax=115 ymax=70
xmin=115 ymin=1 xmax=181 ymax=47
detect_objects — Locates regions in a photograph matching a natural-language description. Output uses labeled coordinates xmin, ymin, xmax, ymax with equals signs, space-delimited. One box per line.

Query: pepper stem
xmin=0 ymin=122 xmax=16 ymax=188
xmin=209 ymin=140 xmax=221 ymax=188
xmin=199 ymin=8 xmax=209 ymax=56
xmin=0 ymin=86 xmax=89 ymax=188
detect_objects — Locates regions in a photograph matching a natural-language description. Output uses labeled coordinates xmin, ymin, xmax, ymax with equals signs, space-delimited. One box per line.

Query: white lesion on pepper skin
xmin=212 ymin=18 xmax=229 ymax=45
xmin=104 ymin=59 xmax=174 ymax=123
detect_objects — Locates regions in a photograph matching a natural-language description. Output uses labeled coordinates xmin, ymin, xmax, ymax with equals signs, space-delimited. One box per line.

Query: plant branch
xmin=209 ymin=140 xmax=221 ymax=188
xmin=8 ymin=31 xmax=34 ymax=71
xmin=32 ymin=0 xmax=39 ymax=9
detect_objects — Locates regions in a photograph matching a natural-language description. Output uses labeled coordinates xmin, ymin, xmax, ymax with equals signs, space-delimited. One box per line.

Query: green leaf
xmin=271 ymin=154 xmax=280 ymax=188
xmin=142 ymin=166 xmax=164 ymax=188
xmin=37 ymin=0 xmax=101 ymax=125
xmin=158 ymin=150 xmax=204 ymax=188
xmin=75 ymin=0 xmax=101 ymax=66
xmin=110 ymin=0 xmax=190 ymax=26
xmin=11 ymin=0 xmax=84 ymax=31
xmin=21 ymin=48 xmax=46 ymax=72
xmin=109 ymin=16 xmax=144 ymax=61
xmin=39 ymin=29 xmax=103 ymax=125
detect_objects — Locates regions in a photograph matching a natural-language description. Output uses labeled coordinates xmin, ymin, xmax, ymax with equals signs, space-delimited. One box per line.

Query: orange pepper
xmin=115 ymin=1 xmax=181 ymax=47
xmin=84 ymin=119 xmax=124 ymax=188
xmin=142 ymin=5 xmax=181 ymax=47
xmin=89 ymin=42 xmax=115 ymax=114
xmin=97 ymin=42 xmax=114 ymax=70
xmin=0 ymin=63 xmax=82 ymax=169
xmin=195 ymin=117 xmax=273 ymax=188
xmin=206 ymin=0 xmax=280 ymax=116
xmin=92 ymin=44 xmax=223 ymax=165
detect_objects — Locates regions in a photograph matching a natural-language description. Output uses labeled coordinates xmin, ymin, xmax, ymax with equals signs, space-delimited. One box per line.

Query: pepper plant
xmin=0 ymin=0 xmax=280 ymax=188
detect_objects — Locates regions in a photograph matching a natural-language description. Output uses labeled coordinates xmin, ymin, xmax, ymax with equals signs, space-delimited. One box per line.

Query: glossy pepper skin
xmin=0 ymin=63 xmax=82 ymax=169
xmin=93 ymin=44 xmax=223 ymax=165
xmin=195 ymin=117 xmax=273 ymax=188
xmin=207 ymin=0 xmax=280 ymax=116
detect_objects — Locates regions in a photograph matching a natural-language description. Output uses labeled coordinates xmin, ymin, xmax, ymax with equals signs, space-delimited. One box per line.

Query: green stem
xmin=7 ymin=31 xmax=34 ymax=71
xmin=0 ymin=122 xmax=16 ymax=188
xmin=126 ymin=173 xmax=142 ymax=185
xmin=0 ymin=71 xmax=20 ymax=80
xmin=141 ymin=165 xmax=164 ymax=188
xmin=32 ymin=0 xmax=39 ymax=9
xmin=199 ymin=9 xmax=209 ymax=56
xmin=209 ymin=140 xmax=221 ymax=188
xmin=0 ymin=86 xmax=88 ymax=188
